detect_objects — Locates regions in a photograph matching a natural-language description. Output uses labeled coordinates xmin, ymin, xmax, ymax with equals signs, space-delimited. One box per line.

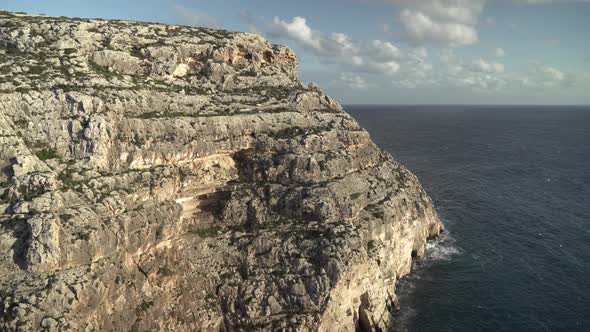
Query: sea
xmin=346 ymin=106 xmax=590 ymax=332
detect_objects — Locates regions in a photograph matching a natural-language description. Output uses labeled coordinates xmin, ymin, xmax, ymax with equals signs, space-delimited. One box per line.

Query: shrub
xmin=36 ymin=149 xmax=58 ymax=160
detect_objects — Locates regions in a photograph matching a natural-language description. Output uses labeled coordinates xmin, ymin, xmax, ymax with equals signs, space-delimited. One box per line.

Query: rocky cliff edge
xmin=0 ymin=11 xmax=443 ymax=331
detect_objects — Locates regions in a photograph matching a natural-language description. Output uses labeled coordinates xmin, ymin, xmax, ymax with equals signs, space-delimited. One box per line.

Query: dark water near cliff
xmin=346 ymin=106 xmax=590 ymax=332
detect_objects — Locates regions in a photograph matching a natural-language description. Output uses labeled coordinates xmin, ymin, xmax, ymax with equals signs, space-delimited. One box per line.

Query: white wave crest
xmin=425 ymin=228 xmax=461 ymax=262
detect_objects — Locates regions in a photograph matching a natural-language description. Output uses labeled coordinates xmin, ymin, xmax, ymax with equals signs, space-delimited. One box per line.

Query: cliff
xmin=0 ymin=12 xmax=442 ymax=331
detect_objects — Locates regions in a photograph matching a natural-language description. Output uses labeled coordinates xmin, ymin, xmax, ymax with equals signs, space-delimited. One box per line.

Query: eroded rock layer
xmin=0 ymin=12 xmax=442 ymax=331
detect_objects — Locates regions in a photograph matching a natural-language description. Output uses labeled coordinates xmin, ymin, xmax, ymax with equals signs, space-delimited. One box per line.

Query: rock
xmin=91 ymin=50 xmax=145 ymax=75
xmin=0 ymin=11 xmax=442 ymax=332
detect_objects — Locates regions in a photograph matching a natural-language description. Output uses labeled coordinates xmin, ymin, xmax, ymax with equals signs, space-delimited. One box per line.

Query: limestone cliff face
xmin=0 ymin=12 xmax=442 ymax=331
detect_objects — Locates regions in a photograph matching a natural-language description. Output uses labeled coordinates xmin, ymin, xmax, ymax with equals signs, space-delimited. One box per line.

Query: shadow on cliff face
xmin=1 ymin=160 xmax=31 ymax=270
xmin=1 ymin=160 xmax=15 ymax=178
xmin=195 ymin=190 xmax=231 ymax=216
xmin=4 ymin=217 xmax=32 ymax=270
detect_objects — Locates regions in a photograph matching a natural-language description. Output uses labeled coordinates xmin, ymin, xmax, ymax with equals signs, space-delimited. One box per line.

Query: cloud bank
xmin=261 ymin=16 xmax=404 ymax=75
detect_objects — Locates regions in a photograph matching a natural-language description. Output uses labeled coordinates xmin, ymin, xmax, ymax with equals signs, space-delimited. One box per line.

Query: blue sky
xmin=3 ymin=0 xmax=590 ymax=105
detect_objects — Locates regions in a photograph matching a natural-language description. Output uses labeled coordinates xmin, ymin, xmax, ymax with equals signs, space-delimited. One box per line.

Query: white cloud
xmin=259 ymin=16 xmax=403 ymax=75
xmin=267 ymin=16 xmax=321 ymax=50
xmin=392 ymin=47 xmax=435 ymax=88
xmin=391 ymin=0 xmax=485 ymax=24
xmin=494 ymin=48 xmax=506 ymax=58
xmin=454 ymin=74 xmax=507 ymax=91
xmin=431 ymin=50 xmax=510 ymax=91
xmin=337 ymin=73 xmax=370 ymax=90
xmin=436 ymin=54 xmax=575 ymax=93
xmin=450 ymin=72 xmax=506 ymax=91
xmin=521 ymin=63 xmax=575 ymax=89
xmin=446 ymin=64 xmax=506 ymax=91
xmin=393 ymin=63 xmax=435 ymax=88
xmin=367 ymin=40 xmax=403 ymax=62
xmin=399 ymin=9 xmax=478 ymax=46
xmin=470 ymin=58 xmax=505 ymax=73
xmin=410 ymin=46 xmax=429 ymax=60
xmin=389 ymin=0 xmax=585 ymax=47
xmin=539 ymin=66 xmax=565 ymax=81
xmin=266 ymin=16 xmax=357 ymax=57
xmin=174 ymin=5 xmax=221 ymax=29
xmin=439 ymin=48 xmax=456 ymax=64
xmin=392 ymin=0 xmax=485 ymax=47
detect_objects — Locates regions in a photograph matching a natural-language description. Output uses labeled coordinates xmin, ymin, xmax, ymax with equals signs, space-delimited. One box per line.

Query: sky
xmin=3 ymin=0 xmax=590 ymax=105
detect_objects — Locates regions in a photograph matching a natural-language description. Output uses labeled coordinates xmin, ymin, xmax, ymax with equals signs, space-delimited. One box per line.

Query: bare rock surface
xmin=0 ymin=11 xmax=442 ymax=331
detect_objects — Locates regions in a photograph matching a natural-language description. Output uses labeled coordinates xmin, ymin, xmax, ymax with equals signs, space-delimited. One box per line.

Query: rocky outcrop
xmin=0 ymin=11 xmax=442 ymax=331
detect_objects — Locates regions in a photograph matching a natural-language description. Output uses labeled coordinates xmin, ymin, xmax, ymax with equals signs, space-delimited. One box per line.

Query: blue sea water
xmin=346 ymin=106 xmax=590 ymax=332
